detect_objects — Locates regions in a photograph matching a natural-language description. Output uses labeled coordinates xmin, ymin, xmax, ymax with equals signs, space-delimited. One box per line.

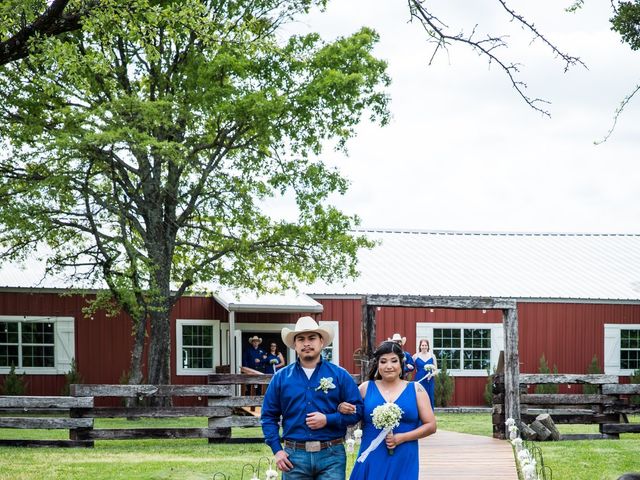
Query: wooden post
xmin=503 ymin=307 xmax=521 ymax=435
xmin=361 ymin=298 xmax=376 ymax=381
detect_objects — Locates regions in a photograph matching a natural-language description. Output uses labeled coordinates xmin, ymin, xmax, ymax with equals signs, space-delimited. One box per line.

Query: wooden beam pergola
xmin=361 ymin=294 xmax=520 ymax=436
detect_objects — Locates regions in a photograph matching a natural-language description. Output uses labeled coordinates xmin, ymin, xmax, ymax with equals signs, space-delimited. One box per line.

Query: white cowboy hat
xmin=281 ymin=316 xmax=334 ymax=349
xmin=248 ymin=335 xmax=262 ymax=344
xmin=387 ymin=333 xmax=406 ymax=346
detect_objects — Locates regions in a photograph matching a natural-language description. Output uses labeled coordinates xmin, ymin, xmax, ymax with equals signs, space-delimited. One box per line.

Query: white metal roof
xmin=305 ymin=230 xmax=640 ymax=302
xmin=213 ymin=289 xmax=323 ymax=313
xmin=0 ymin=259 xmax=323 ymax=312
xmin=3 ymin=229 xmax=640 ymax=303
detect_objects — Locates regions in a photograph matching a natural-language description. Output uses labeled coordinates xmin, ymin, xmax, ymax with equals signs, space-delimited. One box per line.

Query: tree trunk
xmin=148 ymin=308 xmax=171 ymax=385
xmin=147 ymin=306 xmax=171 ymax=407
xmin=128 ymin=315 xmax=147 ymax=385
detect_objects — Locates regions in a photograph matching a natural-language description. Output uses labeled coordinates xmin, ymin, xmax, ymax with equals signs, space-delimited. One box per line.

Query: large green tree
xmin=0 ymin=1 xmax=583 ymax=115
xmin=0 ymin=0 xmax=389 ymax=386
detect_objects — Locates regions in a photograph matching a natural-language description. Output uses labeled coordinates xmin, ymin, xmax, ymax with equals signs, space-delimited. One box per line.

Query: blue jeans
xmin=283 ymin=444 xmax=346 ymax=480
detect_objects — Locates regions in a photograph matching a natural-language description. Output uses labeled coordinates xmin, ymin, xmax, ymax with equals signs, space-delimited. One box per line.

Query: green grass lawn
xmin=0 ymin=415 xmax=638 ymax=479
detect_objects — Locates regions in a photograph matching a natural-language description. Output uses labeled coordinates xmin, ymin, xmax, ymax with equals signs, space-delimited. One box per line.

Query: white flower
xmin=511 ymin=437 xmax=523 ymax=450
xmin=371 ymin=402 xmax=403 ymax=430
xmin=517 ymin=449 xmax=532 ymax=464
xmin=270 ymin=358 xmax=278 ymax=364
xmin=345 ymin=438 xmax=355 ymax=453
xmin=315 ymin=377 xmax=336 ymax=394
xmin=522 ymin=463 xmax=537 ymax=480
xmin=265 ymin=468 xmax=278 ymax=480
xmin=505 ymin=417 xmax=516 ymax=428
xmin=353 ymin=428 xmax=363 ymax=444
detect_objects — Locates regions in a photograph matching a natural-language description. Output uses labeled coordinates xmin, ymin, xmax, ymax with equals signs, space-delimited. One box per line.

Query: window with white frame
xmin=416 ymin=322 xmax=503 ymax=376
xmin=605 ymin=324 xmax=640 ymax=375
xmin=176 ymin=320 xmax=220 ymax=375
xmin=0 ymin=316 xmax=74 ymax=374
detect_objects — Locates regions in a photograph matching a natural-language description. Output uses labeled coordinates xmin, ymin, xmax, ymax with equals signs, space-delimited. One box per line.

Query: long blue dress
xmin=414 ymin=356 xmax=436 ymax=410
xmin=264 ymin=352 xmax=281 ymax=374
xmin=349 ymin=381 xmax=421 ymax=480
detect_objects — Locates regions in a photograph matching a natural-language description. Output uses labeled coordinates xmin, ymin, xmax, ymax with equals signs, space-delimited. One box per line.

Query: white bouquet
xmin=357 ymin=402 xmax=404 ymax=462
xmin=424 ymin=364 xmax=436 ymax=380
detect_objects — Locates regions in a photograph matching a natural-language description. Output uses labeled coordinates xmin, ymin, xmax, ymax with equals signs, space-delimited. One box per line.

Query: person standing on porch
xmin=261 ymin=316 xmax=362 ymax=479
xmin=243 ymin=335 xmax=266 ymax=373
xmin=413 ymin=338 xmax=437 ymax=410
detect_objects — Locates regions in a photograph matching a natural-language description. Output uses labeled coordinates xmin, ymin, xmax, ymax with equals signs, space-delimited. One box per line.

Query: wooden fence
xmin=0 ymin=376 xmax=268 ymax=447
xmin=493 ymin=373 xmax=640 ymax=440
xmin=0 ymin=373 xmax=364 ymax=447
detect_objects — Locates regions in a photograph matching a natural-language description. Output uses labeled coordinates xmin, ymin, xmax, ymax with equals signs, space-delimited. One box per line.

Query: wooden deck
xmin=419 ymin=430 xmax=518 ymax=479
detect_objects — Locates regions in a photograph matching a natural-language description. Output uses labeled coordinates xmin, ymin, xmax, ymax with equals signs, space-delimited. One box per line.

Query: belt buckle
xmin=305 ymin=441 xmax=321 ymax=452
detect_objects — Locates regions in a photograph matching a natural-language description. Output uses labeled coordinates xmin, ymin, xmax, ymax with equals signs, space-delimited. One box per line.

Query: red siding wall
xmin=317 ymin=298 xmax=362 ymax=373
xmin=2 ymin=291 xmax=640 ymax=407
xmin=317 ymin=299 xmax=640 ymax=406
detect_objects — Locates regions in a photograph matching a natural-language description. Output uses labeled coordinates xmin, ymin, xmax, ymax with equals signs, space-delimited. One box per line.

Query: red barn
xmin=1 ymin=230 xmax=639 ymax=406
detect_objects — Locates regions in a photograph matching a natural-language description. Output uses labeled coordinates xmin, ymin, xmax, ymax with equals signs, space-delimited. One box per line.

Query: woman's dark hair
xmin=367 ymin=341 xmax=406 ymax=380
xmin=618 ymin=474 xmax=640 ymax=480
xmin=269 ymin=342 xmax=280 ymax=354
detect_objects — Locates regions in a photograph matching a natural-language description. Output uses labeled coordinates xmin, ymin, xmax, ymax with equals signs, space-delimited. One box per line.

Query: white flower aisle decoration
xmin=264 ymin=468 xmax=278 ymax=480
xmin=315 ymin=377 xmax=336 ymax=394
xmin=345 ymin=438 xmax=356 ymax=453
xmin=506 ymin=418 xmax=540 ymax=480
xmin=353 ymin=427 xmax=363 ymax=444
xmin=357 ymin=402 xmax=404 ymax=462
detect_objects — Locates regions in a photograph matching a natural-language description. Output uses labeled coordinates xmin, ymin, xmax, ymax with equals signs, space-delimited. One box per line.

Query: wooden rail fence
xmin=493 ymin=373 xmax=640 ymax=440
xmin=0 ymin=377 xmax=269 ymax=447
xmin=0 ymin=373 xmax=363 ymax=447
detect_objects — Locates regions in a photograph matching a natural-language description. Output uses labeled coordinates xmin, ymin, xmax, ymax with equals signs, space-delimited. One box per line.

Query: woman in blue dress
xmin=339 ymin=341 xmax=436 ymax=480
xmin=413 ymin=339 xmax=438 ymax=410
xmin=262 ymin=342 xmax=285 ymax=374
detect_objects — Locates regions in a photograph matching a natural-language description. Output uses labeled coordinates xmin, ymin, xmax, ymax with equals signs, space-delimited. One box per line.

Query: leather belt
xmin=283 ymin=438 xmax=344 ymax=452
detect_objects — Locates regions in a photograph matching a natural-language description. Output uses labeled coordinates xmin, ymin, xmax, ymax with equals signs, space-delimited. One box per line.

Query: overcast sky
xmin=270 ymin=0 xmax=640 ymax=234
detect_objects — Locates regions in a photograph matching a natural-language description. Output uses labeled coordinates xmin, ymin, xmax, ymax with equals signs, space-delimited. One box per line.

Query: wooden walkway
xmin=419 ymin=430 xmax=518 ymax=479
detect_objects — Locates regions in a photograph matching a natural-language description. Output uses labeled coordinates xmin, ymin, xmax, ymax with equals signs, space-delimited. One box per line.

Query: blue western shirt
xmin=261 ymin=358 xmax=363 ymax=455
xmin=403 ymin=350 xmax=416 ymax=374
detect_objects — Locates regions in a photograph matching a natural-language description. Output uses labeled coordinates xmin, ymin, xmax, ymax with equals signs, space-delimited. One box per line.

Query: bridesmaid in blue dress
xmin=263 ymin=342 xmax=285 ymax=374
xmin=413 ymin=339 xmax=438 ymax=410
xmin=339 ymin=341 xmax=436 ymax=480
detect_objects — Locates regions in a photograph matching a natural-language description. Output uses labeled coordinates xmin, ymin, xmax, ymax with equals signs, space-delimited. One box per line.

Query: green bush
xmin=1 ymin=364 xmax=27 ymax=395
xmin=435 ymin=357 xmax=455 ymax=407
xmin=483 ymin=365 xmax=497 ymax=406
xmin=534 ymin=354 xmax=559 ymax=394
xmin=583 ymin=354 xmax=601 ymax=394
xmin=631 ymin=369 xmax=640 ymax=405
xmin=62 ymin=358 xmax=83 ymax=395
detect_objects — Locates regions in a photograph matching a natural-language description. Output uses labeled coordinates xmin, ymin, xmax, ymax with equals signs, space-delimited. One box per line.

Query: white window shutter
xmin=603 ymin=324 xmax=620 ymax=375
xmin=55 ymin=317 xmax=76 ymax=374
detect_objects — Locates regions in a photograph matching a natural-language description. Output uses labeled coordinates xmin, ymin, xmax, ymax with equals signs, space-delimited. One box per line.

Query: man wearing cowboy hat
xmin=243 ymin=335 xmax=266 ymax=373
xmin=388 ymin=333 xmax=416 ymax=378
xmin=261 ymin=316 xmax=362 ymax=479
